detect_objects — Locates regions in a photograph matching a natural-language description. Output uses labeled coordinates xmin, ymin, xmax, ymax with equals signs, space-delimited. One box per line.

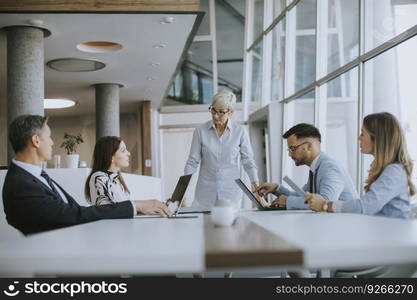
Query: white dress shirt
xmin=184 ymin=119 xmax=259 ymax=209
xmin=310 ymin=153 xmax=321 ymax=173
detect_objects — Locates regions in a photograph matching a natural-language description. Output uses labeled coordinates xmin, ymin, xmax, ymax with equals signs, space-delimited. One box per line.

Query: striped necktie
xmin=41 ymin=170 xmax=64 ymax=201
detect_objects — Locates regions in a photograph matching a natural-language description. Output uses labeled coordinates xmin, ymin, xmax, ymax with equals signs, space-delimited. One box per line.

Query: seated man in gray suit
xmin=256 ymin=123 xmax=357 ymax=210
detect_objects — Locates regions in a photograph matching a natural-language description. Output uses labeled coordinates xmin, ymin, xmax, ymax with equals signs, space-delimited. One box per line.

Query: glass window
xmin=167 ymin=74 xmax=183 ymax=100
xmin=251 ymin=42 xmax=263 ymax=104
xmin=283 ymin=89 xmax=315 ymax=187
xmin=363 ymin=36 xmax=417 ymax=189
xmin=271 ymin=19 xmax=286 ymax=101
xmin=327 ymin=0 xmax=359 ymax=74
xmin=165 ymin=41 xmax=213 ymax=105
xmin=254 ymin=0 xmax=265 ymax=42
xmin=197 ymin=0 xmax=211 ymax=36
xmin=364 ymin=0 xmax=417 ymax=51
xmin=200 ymin=76 xmax=214 ymax=104
xmin=188 ymin=41 xmax=213 ymax=73
xmin=324 ymin=67 xmax=359 ymax=185
xmin=181 ymin=64 xmax=199 ymax=103
xmin=294 ymin=0 xmax=316 ymax=92
xmin=274 ymin=0 xmax=286 ymax=18
xmin=216 ymin=0 xmax=245 ymax=97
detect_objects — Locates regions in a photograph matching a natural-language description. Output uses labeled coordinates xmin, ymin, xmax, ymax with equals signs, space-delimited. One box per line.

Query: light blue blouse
xmin=184 ymin=120 xmax=259 ymax=209
xmin=333 ymin=163 xmax=411 ymax=218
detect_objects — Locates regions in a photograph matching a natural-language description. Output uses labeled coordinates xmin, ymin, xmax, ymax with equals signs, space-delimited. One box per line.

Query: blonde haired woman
xmin=306 ymin=112 xmax=415 ymax=218
xmin=184 ymin=90 xmax=259 ymax=210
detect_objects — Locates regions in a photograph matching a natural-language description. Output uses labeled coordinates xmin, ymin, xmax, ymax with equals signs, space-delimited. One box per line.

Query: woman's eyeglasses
xmin=209 ymin=106 xmax=229 ymax=116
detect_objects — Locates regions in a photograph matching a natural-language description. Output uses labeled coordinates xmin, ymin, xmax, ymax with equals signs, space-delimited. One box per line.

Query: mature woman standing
xmin=184 ymin=90 xmax=259 ymax=210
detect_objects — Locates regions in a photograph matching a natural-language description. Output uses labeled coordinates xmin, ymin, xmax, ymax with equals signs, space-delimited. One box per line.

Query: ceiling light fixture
xmin=47 ymin=58 xmax=105 ymax=72
xmin=26 ymin=19 xmax=44 ymax=26
xmin=153 ymin=43 xmax=166 ymax=49
xmin=147 ymin=77 xmax=156 ymax=81
xmin=150 ymin=62 xmax=160 ymax=67
xmin=160 ymin=17 xmax=175 ymax=24
xmin=44 ymin=98 xmax=76 ymax=109
xmin=77 ymin=41 xmax=123 ymax=53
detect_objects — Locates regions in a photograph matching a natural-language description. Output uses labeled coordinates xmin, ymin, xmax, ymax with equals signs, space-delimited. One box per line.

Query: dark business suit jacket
xmin=2 ymin=162 xmax=133 ymax=235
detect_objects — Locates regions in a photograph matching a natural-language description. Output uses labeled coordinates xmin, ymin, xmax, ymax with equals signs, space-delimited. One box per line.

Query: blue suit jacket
xmin=274 ymin=153 xmax=358 ymax=209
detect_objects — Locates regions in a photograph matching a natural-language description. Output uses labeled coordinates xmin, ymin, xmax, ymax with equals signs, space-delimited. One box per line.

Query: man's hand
xmin=270 ymin=195 xmax=287 ymax=208
xmin=255 ymin=193 xmax=270 ymax=208
xmin=135 ymin=199 xmax=172 ymax=217
xmin=255 ymin=182 xmax=278 ymax=197
xmin=305 ymin=193 xmax=325 ymax=212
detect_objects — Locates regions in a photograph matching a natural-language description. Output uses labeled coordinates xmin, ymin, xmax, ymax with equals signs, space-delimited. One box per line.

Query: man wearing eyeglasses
xmin=256 ymin=123 xmax=357 ymax=210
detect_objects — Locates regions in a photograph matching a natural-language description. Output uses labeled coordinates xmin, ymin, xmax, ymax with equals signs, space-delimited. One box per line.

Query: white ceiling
xmin=0 ymin=13 xmax=199 ymax=116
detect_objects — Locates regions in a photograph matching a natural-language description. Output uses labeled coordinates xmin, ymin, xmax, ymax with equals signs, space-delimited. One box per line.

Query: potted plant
xmin=60 ymin=133 xmax=84 ymax=168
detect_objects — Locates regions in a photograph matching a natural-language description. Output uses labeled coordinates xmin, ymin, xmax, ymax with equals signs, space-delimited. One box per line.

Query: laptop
xmin=135 ymin=174 xmax=197 ymax=219
xmin=234 ymin=179 xmax=286 ymax=211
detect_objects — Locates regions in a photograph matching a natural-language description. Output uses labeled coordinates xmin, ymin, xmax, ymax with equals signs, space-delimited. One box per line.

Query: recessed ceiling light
xmin=150 ymin=62 xmax=160 ymax=67
xmin=160 ymin=17 xmax=174 ymax=24
xmin=153 ymin=43 xmax=166 ymax=49
xmin=44 ymin=98 xmax=76 ymax=109
xmin=77 ymin=41 xmax=123 ymax=53
xmin=147 ymin=77 xmax=156 ymax=81
xmin=47 ymin=58 xmax=105 ymax=72
xmin=26 ymin=19 xmax=44 ymax=26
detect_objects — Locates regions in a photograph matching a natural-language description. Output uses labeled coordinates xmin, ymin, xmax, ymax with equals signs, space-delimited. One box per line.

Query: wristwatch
xmin=322 ymin=201 xmax=329 ymax=212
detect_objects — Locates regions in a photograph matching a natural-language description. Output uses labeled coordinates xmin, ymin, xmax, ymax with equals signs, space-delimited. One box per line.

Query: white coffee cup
xmin=211 ymin=205 xmax=236 ymax=226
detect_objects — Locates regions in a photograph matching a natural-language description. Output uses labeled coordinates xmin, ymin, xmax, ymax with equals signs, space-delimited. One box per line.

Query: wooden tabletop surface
xmin=204 ymin=215 xmax=303 ymax=269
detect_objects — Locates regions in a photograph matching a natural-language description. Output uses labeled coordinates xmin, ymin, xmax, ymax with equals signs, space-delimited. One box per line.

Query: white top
xmin=88 ymin=171 xmax=130 ymax=205
xmin=88 ymin=171 xmax=137 ymax=216
xmin=12 ymin=159 xmax=68 ymax=203
xmin=184 ymin=120 xmax=259 ymax=209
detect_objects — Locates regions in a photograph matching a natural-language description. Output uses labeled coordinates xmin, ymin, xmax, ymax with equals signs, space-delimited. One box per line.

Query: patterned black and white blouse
xmin=88 ymin=171 xmax=130 ymax=205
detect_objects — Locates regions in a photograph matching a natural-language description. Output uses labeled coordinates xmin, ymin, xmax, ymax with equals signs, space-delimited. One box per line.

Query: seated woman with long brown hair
xmin=85 ymin=136 xmax=171 ymax=216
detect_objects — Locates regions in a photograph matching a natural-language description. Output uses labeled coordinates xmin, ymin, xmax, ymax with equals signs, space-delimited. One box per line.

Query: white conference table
xmin=0 ymin=216 xmax=205 ymax=276
xmin=1 ymin=210 xmax=417 ymax=276
xmin=245 ymin=210 xmax=417 ymax=270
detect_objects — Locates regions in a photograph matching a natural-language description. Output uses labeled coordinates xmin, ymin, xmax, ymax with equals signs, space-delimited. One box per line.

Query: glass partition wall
xmin=243 ymin=0 xmax=417 ymax=192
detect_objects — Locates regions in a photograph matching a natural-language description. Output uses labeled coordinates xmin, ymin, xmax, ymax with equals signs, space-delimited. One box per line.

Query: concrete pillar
xmin=5 ymin=26 xmax=49 ymax=161
xmin=95 ymin=83 xmax=122 ymax=139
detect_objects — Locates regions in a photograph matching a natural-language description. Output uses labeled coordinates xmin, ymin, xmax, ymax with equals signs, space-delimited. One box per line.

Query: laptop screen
xmin=234 ymin=179 xmax=263 ymax=209
xmin=168 ymin=174 xmax=192 ymax=215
